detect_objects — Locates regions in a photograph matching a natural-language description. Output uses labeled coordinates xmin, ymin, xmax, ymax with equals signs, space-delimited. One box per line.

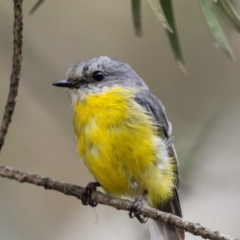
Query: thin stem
xmin=0 ymin=0 xmax=23 ymax=152
xmin=0 ymin=165 xmax=237 ymax=240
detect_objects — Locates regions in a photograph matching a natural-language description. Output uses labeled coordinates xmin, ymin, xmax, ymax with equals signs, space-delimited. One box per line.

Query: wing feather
xmin=134 ymin=89 xmax=184 ymax=240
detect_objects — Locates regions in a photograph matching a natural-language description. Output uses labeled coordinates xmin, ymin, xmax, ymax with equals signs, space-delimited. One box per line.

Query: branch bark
xmin=0 ymin=165 xmax=238 ymax=240
xmin=0 ymin=0 xmax=23 ymax=152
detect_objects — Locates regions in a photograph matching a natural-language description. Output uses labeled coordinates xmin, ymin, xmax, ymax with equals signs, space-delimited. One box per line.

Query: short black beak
xmin=52 ymin=80 xmax=76 ymax=88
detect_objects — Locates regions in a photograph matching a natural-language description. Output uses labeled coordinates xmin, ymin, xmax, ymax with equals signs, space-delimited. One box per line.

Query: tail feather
xmin=150 ymin=189 xmax=184 ymax=240
xmin=150 ymin=219 xmax=182 ymax=240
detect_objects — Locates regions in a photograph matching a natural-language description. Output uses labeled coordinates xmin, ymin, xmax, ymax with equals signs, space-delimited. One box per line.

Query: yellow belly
xmin=73 ymin=87 xmax=175 ymax=206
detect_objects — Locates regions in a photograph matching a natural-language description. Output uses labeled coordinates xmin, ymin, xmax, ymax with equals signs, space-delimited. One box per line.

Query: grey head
xmin=53 ymin=56 xmax=148 ymax=101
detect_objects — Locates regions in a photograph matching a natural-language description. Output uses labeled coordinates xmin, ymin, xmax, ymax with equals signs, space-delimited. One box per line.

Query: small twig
xmin=0 ymin=165 xmax=237 ymax=240
xmin=29 ymin=0 xmax=45 ymax=15
xmin=0 ymin=0 xmax=23 ymax=152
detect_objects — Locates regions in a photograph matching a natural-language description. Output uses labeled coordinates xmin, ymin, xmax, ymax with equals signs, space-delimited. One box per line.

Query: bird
xmin=53 ymin=56 xmax=184 ymax=240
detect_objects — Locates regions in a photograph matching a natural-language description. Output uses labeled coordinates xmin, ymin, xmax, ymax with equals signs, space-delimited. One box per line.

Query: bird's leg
xmin=81 ymin=182 xmax=100 ymax=207
xmin=129 ymin=190 xmax=148 ymax=223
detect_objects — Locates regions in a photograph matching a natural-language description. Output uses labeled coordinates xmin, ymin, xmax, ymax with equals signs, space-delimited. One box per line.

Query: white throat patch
xmin=69 ymin=85 xmax=117 ymax=104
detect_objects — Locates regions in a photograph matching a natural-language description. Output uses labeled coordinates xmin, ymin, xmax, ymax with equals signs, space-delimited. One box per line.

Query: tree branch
xmin=0 ymin=0 xmax=23 ymax=152
xmin=0 ymin=165 xmax=237 ymax=240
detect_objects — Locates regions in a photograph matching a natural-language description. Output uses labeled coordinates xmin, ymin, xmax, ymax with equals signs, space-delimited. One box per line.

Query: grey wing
xmin=134 ymin=89 xmax=184 ymax=240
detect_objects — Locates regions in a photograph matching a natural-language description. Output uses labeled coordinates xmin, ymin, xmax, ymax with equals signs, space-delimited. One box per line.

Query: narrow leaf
xmin=159 ymin=0 xmax=187 ymax=77
xmin=131 ymin=0 xmax=142 ymax=36
xmin=214 ymin=0 xmax=240 ymax=34
xmin=148 ymin=0 xmax=173 ymax=33
xmin=198 ymin=0 xmax=235 ymax=60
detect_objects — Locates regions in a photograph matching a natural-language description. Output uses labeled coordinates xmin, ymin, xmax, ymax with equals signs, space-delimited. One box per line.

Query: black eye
xmin=93 ymin=71 xmax=104 ymax=81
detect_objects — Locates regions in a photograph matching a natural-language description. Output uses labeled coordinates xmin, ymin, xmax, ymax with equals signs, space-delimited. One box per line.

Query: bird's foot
xmin=81 ymin=182 xmax=100 ymax=207
xmin=129 ymin=194 xmax=148 ymax=223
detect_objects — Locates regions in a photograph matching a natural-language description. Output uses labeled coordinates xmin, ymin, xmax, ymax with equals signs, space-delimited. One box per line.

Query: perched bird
xmin=53 ymin=56 xmax=184 ymax=240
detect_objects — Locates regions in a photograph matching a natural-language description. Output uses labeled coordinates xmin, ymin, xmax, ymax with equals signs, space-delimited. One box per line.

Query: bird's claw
xmin=129 ymin=195 xmax=148 ymax=223
xmin=81 ymin=182 xmax=100 ymax=207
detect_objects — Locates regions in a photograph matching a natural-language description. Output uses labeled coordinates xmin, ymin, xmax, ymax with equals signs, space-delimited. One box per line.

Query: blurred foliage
xmin=30 ymin=0 xmax=240 ymax=74
xmin=139 ymin=0 xmax=240 ymax=74
xmin=148 ymin=0 xmax=187 ymax=76
xmin=131 ymin=0 xmax=142 ymax=36
xmin=198 ymin=0 xmax=235 ymax=60
xmin=146 ymin=0 xmax=240 ymax=75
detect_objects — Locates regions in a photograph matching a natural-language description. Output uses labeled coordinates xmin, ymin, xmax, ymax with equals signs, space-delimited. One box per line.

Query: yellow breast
xmin=73 ymin=87 xmax=175 ymax=206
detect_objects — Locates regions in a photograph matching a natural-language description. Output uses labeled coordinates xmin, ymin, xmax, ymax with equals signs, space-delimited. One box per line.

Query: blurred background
xmin=0 ymin=1 xmax=240 ymax=239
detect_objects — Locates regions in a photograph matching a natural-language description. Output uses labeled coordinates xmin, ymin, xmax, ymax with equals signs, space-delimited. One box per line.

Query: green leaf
xmin=198 ymin=0 xmax=235 ymax=60
xmin=148 ymin=0 xmax=173 ymax=33
xmin=131 ymin=0 xmax=142 ymax=36
xmin=159 ymin=0 xmax=187 ymax=77
xmin=214 ymin=0 xmax=240 ymax=34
